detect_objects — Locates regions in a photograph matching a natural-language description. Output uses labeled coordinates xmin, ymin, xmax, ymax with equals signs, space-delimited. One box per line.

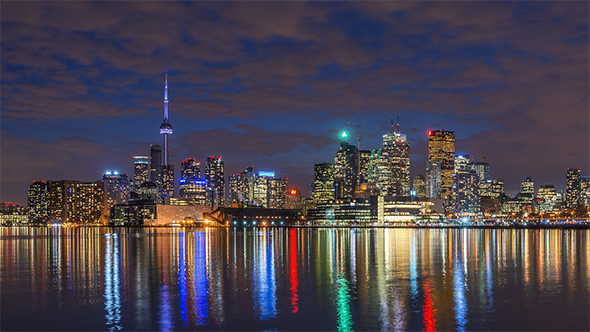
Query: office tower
xmin=579 ymin=176 xmax=590 ymax=207
xmin=334 ymin=139 xmax=358 ymax=199
xmin=101 ymin=172 xmax=130 ymax=222
xmin=206 ymin=156 xmax=225 ymax=206
xmin=252 ymin=171 xmax=273 ymax=206
xmin=368 ymin=149 xmax=391 ymax=195
xmin=383 ymin=124 xmax=410 ymax=195
xmin=150 ymin=144 xmax=163 ymax=187
xmin=133 ymin=156 xmax=150 ymax=189
xmin=428 ymin=130 xmax=455 ymax=212
xmin=358 ymin=150 xmax=371 ymax=186
xmin=472 ymin=162 xmax=489 ymax=182
xmin=28 ymin=181 xmax=48 ymax=223
xmin=269 ymin=177 xmax=288 ymax=209
xmin=566 ymin=168 xmax=581 ymax=208
xmin=412 ymin=175 xmax=427 ymax=197
xmin=229 ymin=172 xmax=250 ymax=205
xmin=313 ymin=162 xmax=335 ymax=203
xmin=179 ymin=178 xmax=207 ymax=205
xmin=162 ymin=165 xmax=174 ymax=198
xmin=537 ymin=184 xmax=558 ymax=213
xmin=480 ymin=179 xmax=504 ymax=199
xmin=453 ymin=170 xmax=480 ymax=214
xmin=426 ymin=161 xmax=442 ymax=198
xmin=181 ymin=159 xmax=201 ymax=180
xmin=454 ymin=154 xmax=471 ymax=173
xmin=520 ymin=177 xmax=534 ymax=195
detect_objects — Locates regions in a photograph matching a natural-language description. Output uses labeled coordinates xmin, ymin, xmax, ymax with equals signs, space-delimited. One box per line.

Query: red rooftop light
xmin=290 ymin=189 xmax=298 ymax=196
xmin=428 ymin=130 xmax=432 ymax=136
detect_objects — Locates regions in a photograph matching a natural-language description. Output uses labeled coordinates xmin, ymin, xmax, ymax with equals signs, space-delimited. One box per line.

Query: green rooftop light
xmin=342 ymin=131 xmax=347 ymax=138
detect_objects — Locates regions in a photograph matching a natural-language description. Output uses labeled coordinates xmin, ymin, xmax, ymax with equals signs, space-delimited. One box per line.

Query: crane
xmin=346 ymin=122 xmax=362 ymax=150
xmin=483 ymin=140 xmax=489 ymax=165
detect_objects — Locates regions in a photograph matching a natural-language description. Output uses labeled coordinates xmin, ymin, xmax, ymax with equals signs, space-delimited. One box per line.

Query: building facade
xmin=566 ymin=168 xmax=581 ymax=208
xmin=206 ymin=156 xmax=225 ymax=206
xmin=428 ymin=130 xmax=455 ymax=212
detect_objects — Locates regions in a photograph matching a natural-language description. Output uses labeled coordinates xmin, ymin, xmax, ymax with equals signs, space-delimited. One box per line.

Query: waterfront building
xmin=101 ymin=172 xmax=130 ymax=223
xmin=269 ymin=177 xmax=288 ymax=209
xmin=537 ymin=184 xmax=558 ymax=213
xmin=0 ymin=203 xmax=28 ymax=225
xmin=501 ymin=193 xmax=535 ymax=216
xmin=66 ymin=180 xmax=104 ymax=223
xmin=178 ymin=178 xmax=207 ymax=205
xmin=307 ymin=198 xmax=372 ymax=225
xmin=428 ymin=130 xmax=455 ymax=212
xmin=111 ymin=201 xmax=212 ymax=226
xmin=206 ymin=156 xmax=225 ymax=206
xmin=334 ymin=139 xmax=358 ymax=199
xmin=426 ymin=161 xmax=442 ymax=199
xmin=28 ymin=181 xmax=48 ymax=223
xmin=479 ymin=179 xmax=504 ymax=216
xmin=566 ymin=168 xmax=581 ymax=208
xmin=133 ymin=156 xmax=150 ymax=190
xmin=453 ymin=170 xmax=480 ymax=215
xmin=229 ymin=172 xmax=250 ymax=206
xmin=313 ymin=162 xmax=335 ymax=203
xmin=520 ymin=177 xmax=535 ymax=195
xmin=412 ymin=175 xmax=427 ymax=198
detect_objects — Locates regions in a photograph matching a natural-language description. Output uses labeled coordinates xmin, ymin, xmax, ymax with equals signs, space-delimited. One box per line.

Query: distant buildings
xmin=133 ymin=156 xmax=150 ymax=190
xmin=334 ymin=139 xmax=358 ymax=199
xmin=206 ymin=156 xmax=225 ymax=206
xmin=312 ymin=163 xmax=335 ymax=203
xmin=566 ymin=168 xmax=581 ymax=208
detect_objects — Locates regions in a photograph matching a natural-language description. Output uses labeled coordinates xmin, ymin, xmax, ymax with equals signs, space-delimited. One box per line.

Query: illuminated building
xmin=206 ymin=156 xmax=225 ymax=206
xmin=334 ymin=137 xmax=358 ymax=199
xmin=150 ymin=144 xmax=163 ymax=188
xmin=580 ymin=176 xmax=590 ymax=207
xmin=161 ymin=165 xmax=175 ymax=198
xmin=66 ymin=180 xmax=104 ymax=223
xmin=181 ymin=158 xmax=201 ymax=180
xmin=358 ymin=149 xmax=371 ymax=186
xmin=229 ymin=172 xmax=250 ymax=206
xmin=307 ymin=198 xmax=372 ymax=225
xmin=412 ymin=175 xmax=427 ymax=198
xmin=428 ymin=130 xmax=455 ymax=212
xmin=0 ymin=203 xmax=28 ymax=225
xmin=454 ymin=154 xmax=471 ymax=173
xmin=520 ymin=177 xmax=535 ymax=195
xmin=179 ymin=178 xmax=207 ymax=205
xmin=479 ymin=179 xmax=504 ymax=215
xmin=472 ymin=162 xmax=489 ymax=182
xmin=28 ymin=181 xmax=48 ymax=223
xmin=46 ymin=180 xmax=66 ymax=222
xmin=426 ymin=161 xmax=441 ymax=199
xmin=133 ymin=156 xmax=150 ymax=190
xmin=537 ymin=185 xmax=558 ymax=213
xmin=453 ymin=170 xmax=480 ymax=214
xmin=566 ymin=168 xmax=581 ymax=208
xmin=313 ymin=162 xmax=334 ymax=203
xmin=101 ymin=172 xmax=130 ymax=223
xmin=268 ymin=177 xmax=288 ymax=209
xmin=367 ymin=149 xmax=391 ymax=195
xmin=501 ymin=193 xmax=534 ymax=216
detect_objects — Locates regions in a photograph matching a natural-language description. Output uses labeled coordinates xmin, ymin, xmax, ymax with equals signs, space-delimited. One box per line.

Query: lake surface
xmin=1 ymin=226 xmax=589 ymax=331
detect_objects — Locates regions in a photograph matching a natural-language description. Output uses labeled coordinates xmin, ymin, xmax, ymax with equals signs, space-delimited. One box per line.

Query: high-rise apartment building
xmin=181 ymin=159 xmax=201 ymax=180
xmin=334 ymin=140 xmax=358 ymax=199
xmin=133 ymin=156 xmax=150 ymax=190
xmin=426 ymin=161 xmax=442 ymax=199
xmin=566 ymin=168 xmax=581 ymax=208
xmin=579 ymin=176 xmax=590 ymax=207
xmin=28 ymin=181 xmax=48 ymax=223
xmin=358 ymin=150 xmax=371 ymax=186
xmin=537 ymin=184 xmax=558 ymax=212
xmin=67 ymin=180 xmax=104 ymax=223
xmin=520 ymin=177 xmax=534 ymax=195
xmin=179 ymin=178 xmax=207 ymax=205
xmin=101 ymin=172 xmax=130 ymax=222
xmin=454 ymin=154 xmax=471 ymax=173
xmin=313 ymin=162 xmax=335 ymax=203
xmin=368 ymin=149 xmax=391 ymax=195
xmin=269 ymin=177 xmax=288 ymax=209
xmin=229 ymin=172 xmax=250 ymax=205
xmin=428 ymin=130 xmax=455 ymax=212
xmin=472 ymin=162 xmax=489 ymax=183
xmin=453 ymin=170 xmax=480 ymax=214
xmin=206 ymin=156 xmax=225 ymax=206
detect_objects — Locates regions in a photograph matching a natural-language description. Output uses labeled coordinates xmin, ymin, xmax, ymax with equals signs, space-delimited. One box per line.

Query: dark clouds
xmin=1 ymin=1 xmax=588 ymax=204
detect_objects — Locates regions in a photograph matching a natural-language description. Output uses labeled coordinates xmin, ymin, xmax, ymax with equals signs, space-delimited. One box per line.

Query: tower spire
xmin=160 ymin=70 xmax=173 ymax=166
xmin=164 ymin=70 xmax=169 ymax=121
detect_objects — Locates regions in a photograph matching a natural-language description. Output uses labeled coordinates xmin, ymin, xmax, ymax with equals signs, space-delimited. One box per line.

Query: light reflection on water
xmin=1 ymin=227 xmax=589 ymax=331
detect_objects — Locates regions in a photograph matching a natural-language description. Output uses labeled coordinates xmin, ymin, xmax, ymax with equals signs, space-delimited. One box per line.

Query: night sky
xmin=2 ymin=1 xmax=588 ymax=205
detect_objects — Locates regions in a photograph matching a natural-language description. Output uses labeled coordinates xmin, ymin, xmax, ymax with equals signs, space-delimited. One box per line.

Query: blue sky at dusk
xmin=2 ymin=1 xmax=588 ymax=204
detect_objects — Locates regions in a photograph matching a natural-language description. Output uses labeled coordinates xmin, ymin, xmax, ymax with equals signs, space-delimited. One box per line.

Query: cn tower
xmin=159 ymin=71 xmax=173 ymax=165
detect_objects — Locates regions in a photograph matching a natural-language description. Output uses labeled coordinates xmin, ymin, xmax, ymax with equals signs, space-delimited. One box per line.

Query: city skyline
xmin=2 ymin=1 xmax=588 ymax=205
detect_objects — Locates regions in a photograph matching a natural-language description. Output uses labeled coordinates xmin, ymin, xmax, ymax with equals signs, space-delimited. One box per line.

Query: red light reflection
xmin=423 ymin=278 xmax=436 ymax=332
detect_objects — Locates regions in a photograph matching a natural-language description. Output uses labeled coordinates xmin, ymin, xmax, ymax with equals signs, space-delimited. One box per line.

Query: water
xmin=1 ymin=227 xmax=589 ymax=331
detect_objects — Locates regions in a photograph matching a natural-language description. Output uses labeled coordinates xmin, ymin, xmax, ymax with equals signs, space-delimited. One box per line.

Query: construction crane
xmin=483 ymin=140 xmax=489 ymax=164
xmin=347 ymin=122 xmax=362 ymax=150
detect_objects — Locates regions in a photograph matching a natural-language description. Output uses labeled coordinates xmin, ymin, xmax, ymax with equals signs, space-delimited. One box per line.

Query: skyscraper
xmin=426 ymin=161 xmax=441 ymax=199
xmin=159 ymin=72 xmax=174 ymax=198
xmin=101 ymin=172 xmax=130 ymax=223
xmin=428 ymin=130 xmax=455 ymax=212
xmin=133 ymin=156 xmax=150 ymax=190
xmin=566 ymin=168 xmax=581 ymax=208
xmin=383 ymin=122 xmax=410 ymax=195
xmin=150 ymin=144 xmax=163 ymax=187
xmin=28 ymin=181 xmax=48 ymax=223
xmin=181 ymin=159 xmax=200 ymax=180
xmin=206 ymin=156 xmax=225 ymax=206
xmin=313 ymin=162 xmax=335 ymax=203
xmin=453 ymin=170 xmax=480 ymax=214
xmin=334 ymin=138 xmax=358 ymax=199
xmin=537 ymin=184 xmax=558 ymax=213
xmin=520 ymin=177 xmax=534 ymax=195
xmin=412 ymin=175 xmax=427 ymax=198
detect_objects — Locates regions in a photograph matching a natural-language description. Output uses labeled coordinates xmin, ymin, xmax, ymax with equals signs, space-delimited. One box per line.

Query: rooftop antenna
xmin=346 ymin=122 xmax=362 ymax=150
xmin=397 ymin=114 xmax=400 ymax=133
xmin=390 ymin=115 xmax=394 ymax=133
xmin=472 ymin=144 xmax=475 ymax=163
